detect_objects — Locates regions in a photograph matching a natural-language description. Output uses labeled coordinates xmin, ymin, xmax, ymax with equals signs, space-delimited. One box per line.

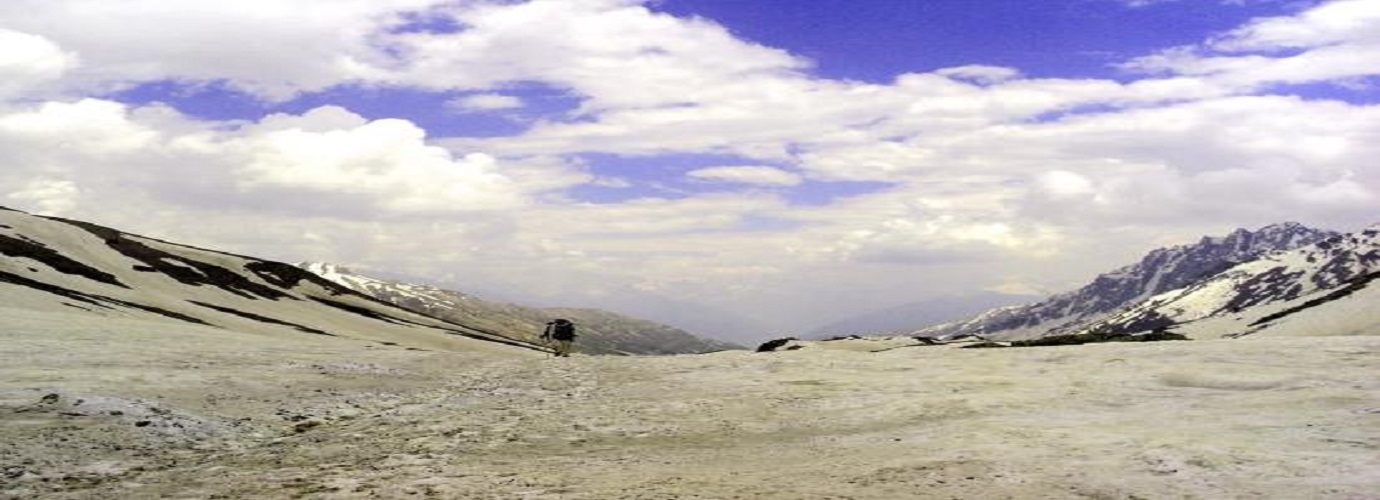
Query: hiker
xmin=542 ymin=318 xmax=577 ymax=357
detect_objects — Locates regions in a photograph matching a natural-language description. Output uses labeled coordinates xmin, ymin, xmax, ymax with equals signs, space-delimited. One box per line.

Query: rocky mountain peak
xmin=1196 ymin=222 xmax=1331 ymax=257
xmin=1090 ymin=222 xmax=1380 ymax=337
xmin=914 ymin=222 xmax=1339 ymax=341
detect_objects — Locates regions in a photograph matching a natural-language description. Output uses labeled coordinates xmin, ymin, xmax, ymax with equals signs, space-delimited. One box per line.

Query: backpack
xmin=546 ymin=319 xmax=576 ymax=341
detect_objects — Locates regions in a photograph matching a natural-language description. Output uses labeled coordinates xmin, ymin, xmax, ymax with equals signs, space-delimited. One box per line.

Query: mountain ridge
xmin=1085 ymin=223 xmax=1380 ymax=338
xmin=913 ymin=222 xmax=1341 ymax=341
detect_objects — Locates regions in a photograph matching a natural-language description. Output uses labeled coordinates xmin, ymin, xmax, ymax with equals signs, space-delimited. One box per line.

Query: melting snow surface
xmin=2 ymin=307 xmax=1376 ymax=499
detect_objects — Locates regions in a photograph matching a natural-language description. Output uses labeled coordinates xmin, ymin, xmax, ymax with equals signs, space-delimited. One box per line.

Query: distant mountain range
xmin=298 ymin=263 xmax=742 ymax=355
xmin=913 ymin=222 xmax=1379 ymax=340
xmin=807 ymin=291 xmax=1037 ymax=339
xmin=0 ymin=207 xmax=541 ymax=353
xmin=8 ymin=205 xmax=1372 ymax=353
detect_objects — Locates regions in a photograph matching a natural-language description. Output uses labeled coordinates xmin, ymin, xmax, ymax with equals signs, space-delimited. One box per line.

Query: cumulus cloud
xmin=0 ymin=29 xmax=78 ymax=100
xmin=234 ymin=118 xmax=523 ymax=214
xmin=0 ymin=0 xmax=1377 ymax=333
xmin=385 ymin=0 xmax=808 ymax=110
xmin=0 ymin=98 xmax=157 ymax=153
xmin=6 ymin=179 xmax=80 ymax=216
xmin=0 ymin=101 xmax=551 ymax=220
xmin=996 ymin=95 xmax=1380 ymax=227
xmin=1037 ymin=171 xmax=1097 ymax=198
xmin=0 ymin=0 xmax=444 ymax=100
xmin=0 ymin=0 xmax=802 ymax=108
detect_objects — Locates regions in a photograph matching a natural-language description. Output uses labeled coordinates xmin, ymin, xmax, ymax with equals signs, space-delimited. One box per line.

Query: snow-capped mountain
xmin=1087 ymin=224 xmax=1380 ymax=338
xmin=914 ymin=222 xmax=1339 ymax=341
xmin=0 ymin=207 xmax=541 ymax=353
xmin=298 ymin=262 xmax=743 ymax=355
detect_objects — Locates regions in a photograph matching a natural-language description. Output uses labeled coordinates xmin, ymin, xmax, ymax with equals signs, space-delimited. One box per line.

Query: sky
xmin=2 ymin=0 xmax=1379 ymax=342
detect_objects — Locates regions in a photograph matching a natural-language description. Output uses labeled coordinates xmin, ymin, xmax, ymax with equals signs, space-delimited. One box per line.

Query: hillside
xmin=0 ymin=206 xmax=541 ymax=354
xmin=298 ymin=263 xmax=743 ymax=355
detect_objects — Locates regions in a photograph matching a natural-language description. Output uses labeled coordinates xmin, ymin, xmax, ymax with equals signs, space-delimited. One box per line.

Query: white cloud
xmin=222 ymin=106 xmax=562 ymax=215
xmin=0 ymin=98 xmax=157 ymax=153
xmin=0 ymin=101 xmax=557 ymax=219
xmin=1124 ymin=0 xmax=1380 ymax=89
xmin=820 ymin=218 xmax=1030 ymax=265
xmin=536 ymin=193 xmax=783 ymax=235
xmin=0 ymin=29 xmax=78 ymax=100
xmin=254 ymin=106 xmax=371 ymax=132
xmin=0 ymin=0 xmax=1377 ymax=334
xmin=7 ymin=178 xmax=80 ymax=216
xmin=995 ymin=95 xmax=1380 ymax=227
xmin=796 ymin=141 xmax=932 ymax=183
xmin=0 ymin=0 xmax=445 ymax=100
xmin=934 ymin=65 xmax=1022 ymax=85
xmin=386 ymin=0 xmax=808 ymax=110
xmin=1037 ymin=171 xmax=1097 ymax=199
xmin=686 ymin=166 xmax=803 ymax=187
xmin=1115 ymin=0 xmax=1295 ymax=7
xmin=447 ymin=93 xmax=524 ymax=112
xmin=233 ymin=118 xmax=524 ymax=214
xmin=1208 ymin=0 xmax=1380 ymax=51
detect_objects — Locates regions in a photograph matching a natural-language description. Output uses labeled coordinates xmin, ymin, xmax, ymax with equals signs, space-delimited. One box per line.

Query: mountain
xmin=569 ymin=289 xmax=777 ymax=346
xmin=807 ymin=291 xmax=1038 ymax=339
xmin=298 ymin=262 xmax=743 ymax=355
xmin=0 ymin=206 xmax=542 ymax=354
xmin=1085 ymin=224 xmax=1380 ymax=338
xmin=914 ymin=222 xmax=1340 ymax=341
xmin=542 ymin=307 xmax=744 ymax=354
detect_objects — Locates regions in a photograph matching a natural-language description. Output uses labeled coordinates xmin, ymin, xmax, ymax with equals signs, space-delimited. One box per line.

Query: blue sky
xmin=1 ymin=0 xmax=1378 ymax=340
xmin=660 ymin=0 xmax=1270 ymax=81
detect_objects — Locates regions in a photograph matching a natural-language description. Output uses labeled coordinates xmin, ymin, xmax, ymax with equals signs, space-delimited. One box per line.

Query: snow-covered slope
xmin=298 ymin=262 xmax=743 ymax=355
xmin=914 ymin=222 xmax=1337 ymax=341
xmin=1088 ymin=224 xmax=1380 ymax=339
xmin=0 ymin=207 xmax=542 ymax=354
xmin=7 ymin=313 xmax=1377 ymax=499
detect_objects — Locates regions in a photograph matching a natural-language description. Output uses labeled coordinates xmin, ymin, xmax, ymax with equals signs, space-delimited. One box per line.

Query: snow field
xmin=3 ymin=310 xmax=1377 ymax=499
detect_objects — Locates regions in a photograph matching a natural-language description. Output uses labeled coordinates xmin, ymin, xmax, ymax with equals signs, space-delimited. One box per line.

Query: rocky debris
xmin=755 ymin=337 xmax=802 ymax=352
xmin=7 ymin=391 xmax=233 ymax=442
xmin=1010 ymin=329 xmax=1191 ymax=347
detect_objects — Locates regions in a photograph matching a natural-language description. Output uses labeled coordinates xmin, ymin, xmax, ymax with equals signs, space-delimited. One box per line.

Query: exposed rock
xmin=755 ymin=337 xmax=799 ymax=352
